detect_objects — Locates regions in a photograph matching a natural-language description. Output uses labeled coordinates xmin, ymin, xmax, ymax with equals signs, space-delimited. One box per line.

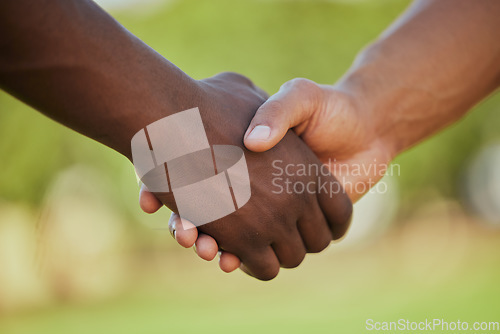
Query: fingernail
xmin=247 ymin=125 xmax=271 ymax=141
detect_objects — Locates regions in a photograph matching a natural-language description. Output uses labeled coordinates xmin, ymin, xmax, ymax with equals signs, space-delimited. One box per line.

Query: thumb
xmin=244 ymin=78 xmax=322 ymax=152
xmin=139 ymin=184 xmax=162 ymax=214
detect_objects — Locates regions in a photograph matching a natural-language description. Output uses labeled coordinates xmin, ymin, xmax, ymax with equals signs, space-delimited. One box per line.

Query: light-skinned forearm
xmin=336 ymin=0 xmax=500 ymax=158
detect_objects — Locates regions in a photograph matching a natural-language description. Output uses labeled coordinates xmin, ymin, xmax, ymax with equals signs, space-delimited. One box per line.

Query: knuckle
xmin=281 ymin=252 xmax=306 ymax=269
xmin=261 ymin=99 xmax=283 ymax=117
xmin=342 ymin=201 xmax=353 ymax=224
xmin=281 ymin=78 xmax=322 ymax=112
xmin=288 ymin=78 xmax=319 ymax=93
xmin=335 ymin=196 xmax=353 ymax=227
xmin=257 ymin=265 xmax=280 ymax=281
xmin=307 ymin=236 xmax=331 ymax=253
xmin=219 ymin=71 xmax=253 ymax=86
xmin=331 ymin=205 xmax=353 ymax=241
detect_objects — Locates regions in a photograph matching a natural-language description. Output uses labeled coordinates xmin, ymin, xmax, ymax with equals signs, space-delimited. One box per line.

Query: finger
xmin=168 ymin=212 xmax=198 ymax=248
xmin=238 ymin=246 xmax=280 ymax=281
xmin=244 ymin=78 xmax=322 ymax=152
xmin=239 ymin=263 xmax=254 ymax=277
xmin=139 ymin=184 xmax=163 ymax=213
xmin=271 ymin=230 xmax=307 ymax=269
xmin=253 ymin=85 xmax=269 ymax=100
xmin=219 ymin=252 xmax=241 ymax=273
xmin=211 ymin=71 xmax=269 ymax=99
xmin=194 ymin=234 xmax=218 ymax=261
xmin=297 ymin=201 xmax=333 ymax=253
xmin=211 ymin=71 xmax=255 ymax=88
xmin=316 ymin=173 xmax=353 ymax=240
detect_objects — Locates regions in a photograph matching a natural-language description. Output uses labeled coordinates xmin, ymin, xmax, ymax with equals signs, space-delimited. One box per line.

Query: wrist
xmin=328 ymin=79 xmax=395 ymax=167
xmin=336 ymin=40 xmax=451 ymax=159
xmin=334 ymin=51 xmax=405 ymax=162
xmin=103 ymin=66 xmax=202 ymax=161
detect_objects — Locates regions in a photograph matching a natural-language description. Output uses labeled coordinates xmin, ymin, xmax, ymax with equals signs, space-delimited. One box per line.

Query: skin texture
xmin=161 ymin=72 xmax=352 ymax=280
xmin=0 ymin=0 xmax=352 ymax=280
xmin=141 ymin=0 xmax=500 ymax=272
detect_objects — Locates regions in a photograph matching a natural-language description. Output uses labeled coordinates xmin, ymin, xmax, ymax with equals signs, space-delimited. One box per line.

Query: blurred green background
xmin=0 ymin=0 xmax=499 ymax=333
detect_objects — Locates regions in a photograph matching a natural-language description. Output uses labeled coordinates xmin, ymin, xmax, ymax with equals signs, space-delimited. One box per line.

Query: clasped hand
xmin=138 ymin=74 xmax=365 ymax=280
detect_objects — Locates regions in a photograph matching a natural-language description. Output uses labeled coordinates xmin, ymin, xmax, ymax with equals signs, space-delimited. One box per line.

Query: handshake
xmin=0 ymin=0 xmax=390 ymax=282
xmin=2 ymin=0 xmax=493 ymax=282
xmin=132 ymin=72 xmax=386 ymax=280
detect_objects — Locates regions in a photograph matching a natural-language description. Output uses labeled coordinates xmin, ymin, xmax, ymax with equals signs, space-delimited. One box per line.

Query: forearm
xmin=0 ymin=0 xmax=198 ymax=158
xmin=336 ymin=0 xmax=500 ymax=157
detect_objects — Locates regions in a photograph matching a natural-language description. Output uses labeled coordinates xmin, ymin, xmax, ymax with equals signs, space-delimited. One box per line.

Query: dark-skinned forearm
xmin=0 ymin=0 xmax=199 ymax=158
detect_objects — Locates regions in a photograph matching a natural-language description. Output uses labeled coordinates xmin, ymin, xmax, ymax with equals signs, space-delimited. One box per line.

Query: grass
xmin=1 ymin=211 xmax=499 ymax=334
